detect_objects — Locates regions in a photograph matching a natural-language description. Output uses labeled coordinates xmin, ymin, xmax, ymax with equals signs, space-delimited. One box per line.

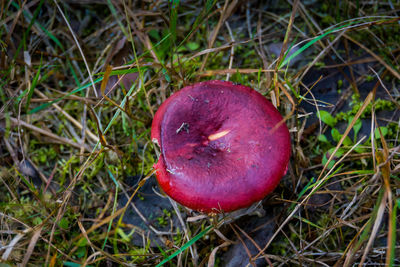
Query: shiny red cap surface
xmin=151 ymin=80 xmax=290 ymax=213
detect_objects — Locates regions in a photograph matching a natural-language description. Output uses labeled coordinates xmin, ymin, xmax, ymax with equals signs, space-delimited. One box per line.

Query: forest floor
xmin=1 ymin=0 xmax=400 ymax=266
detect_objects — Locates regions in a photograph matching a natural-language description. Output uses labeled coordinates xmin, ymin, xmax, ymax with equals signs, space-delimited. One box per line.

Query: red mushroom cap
xmin=151 ymin=80 xmax=290 ymax=213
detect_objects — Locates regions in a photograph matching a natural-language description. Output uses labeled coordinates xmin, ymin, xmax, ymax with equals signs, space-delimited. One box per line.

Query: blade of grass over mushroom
xmin=156 ymin=225 xmax=213 ymax=267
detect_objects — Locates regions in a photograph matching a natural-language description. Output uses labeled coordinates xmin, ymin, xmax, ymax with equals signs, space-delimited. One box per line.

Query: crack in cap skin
xmin=151 ymin=80 xmax=291 ymax=213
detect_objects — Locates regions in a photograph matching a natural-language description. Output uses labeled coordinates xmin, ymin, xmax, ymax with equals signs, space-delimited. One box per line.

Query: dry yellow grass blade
xmin=358 ymin=186 xmax=387 ymax=266
xmin=8 ymin=117 xmax=91 ymax=151
xmin=317 ymin=91 xmax=374 ymax=182
xmin=34 ymin=89 xmax=99 ymax=143
xmin=253 ymin=91 xmax=374 ymax=261
xmin=376 ymin=130 xmax=394 ymax=267
xmin=21 ymin=226 xmax=43 ymax=266
xmin=70 ymin=169 xmax=156 ymax=244
xmin=344 ymin=34 xmax=400 ymax=81
xmin=199 ymin=68 xmax=275 ymax=77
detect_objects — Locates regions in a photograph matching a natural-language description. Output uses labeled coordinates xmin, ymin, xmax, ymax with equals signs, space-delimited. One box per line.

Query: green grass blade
xmin=11 ymin=2 xmax=63 ymax=50
xmin=26 ymin=58 xmax=42 ymax=111
xmin=388 ymin=199 xmax=398 ymax=267
xmin=156 ymin=225 xmax=212 ymax=267
xmin=95 ymin=67 xmax=144 ymax=76
xmin=354 ymin=189 xmax=384 ymax=251
xmin=11 ymin=1 xmax=82 ymax=88
xmin=279 ymin=22 xmax=354 ymax=69
xmin=63 ymin=262 xmax=92 ymax=267
xmin=28 ymin=77 xmax=103 ymax=114
xmin=107 ymin=0 xmax=128 ymax=38
xmin=122 ymin=33 xmax=171 ymax=66
xmin=13 ymin=0 xmax=44 ymax=61
xmin=169 ymin=0 xmax=179 ymax=44
xmin=102 ymin=167 xmax=119 ymax=250
xmin=294 ymin=216 xmax=324 ymax=230
xmin=177 ymin=0 xmax=217 ymax=49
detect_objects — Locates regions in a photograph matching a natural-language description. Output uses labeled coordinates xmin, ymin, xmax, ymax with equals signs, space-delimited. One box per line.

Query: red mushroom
xmin=151 ymin=80 xmax=290 ymax=213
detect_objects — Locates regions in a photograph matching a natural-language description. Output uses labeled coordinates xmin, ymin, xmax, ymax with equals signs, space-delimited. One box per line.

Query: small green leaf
xmin=323 ymin=148 xmax=344 ymax=169
xmin=374 ymin=127 xmax=388 ymax=140
xmin=317 ymin=110 xmax=336 ymax=127
xmin=58 ymin=217 xmax=69 ymax=230
xmin=318 ymin=134 xmax=329 ymax=143
xmin=354 ymin=146 xmax=365 ymax=154
xmin=322 ymin=154 xmax=335 ymax=169
xmin=77 ymin=237 xmax=88 ymax=247
xmin=343 ymin=136 xmax=353 ymax=146
xmin=349 ymin=116 xmax=362 ymax=141
xmin=162 ymin=68 xmax=171 ymax=82
xmin=75 ymin=247 xmax=86 ymax=259
xmin=148 ymin=29 xmax=160 ymax=40
xmin=33 ymin=217 xmax=43 ymax=225
xmin=117 ymin=228 xmax=130 ymax=242
xmin=187 ymin=42 xmax=200 ymax=50
xmin=331 ymin=128 xmax=341 ymax=142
